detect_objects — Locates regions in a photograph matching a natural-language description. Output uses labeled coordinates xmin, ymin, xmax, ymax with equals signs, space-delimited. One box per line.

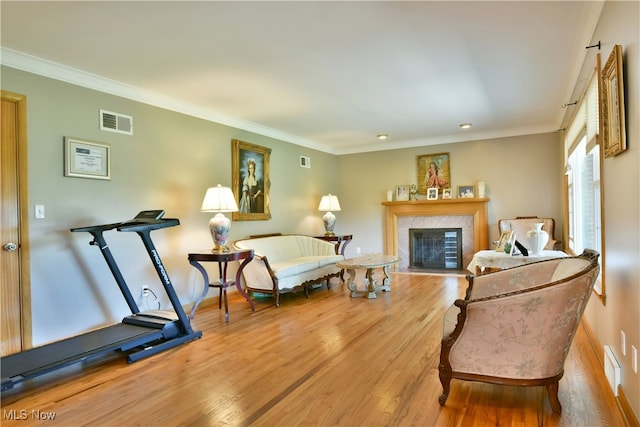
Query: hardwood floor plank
xmin=0 ymin=273 xmax=626 ymax=426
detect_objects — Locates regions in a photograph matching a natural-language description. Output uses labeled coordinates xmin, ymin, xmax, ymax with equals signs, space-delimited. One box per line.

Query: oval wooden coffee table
xmin=337 ymin=254 xmax=400 ymax=299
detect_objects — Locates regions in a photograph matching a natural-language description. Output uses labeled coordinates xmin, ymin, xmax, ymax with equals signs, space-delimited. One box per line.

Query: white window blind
xmin=564 ymin=62 xmax=603 ymax=295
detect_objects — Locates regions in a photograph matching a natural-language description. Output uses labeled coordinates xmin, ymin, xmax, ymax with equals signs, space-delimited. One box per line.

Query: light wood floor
xmin=1 ymin=272 xmax=626 ymax=426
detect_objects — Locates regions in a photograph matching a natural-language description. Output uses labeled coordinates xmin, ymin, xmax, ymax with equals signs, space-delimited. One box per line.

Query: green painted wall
xmin=2 ymin=67 xmax=339 ymax=344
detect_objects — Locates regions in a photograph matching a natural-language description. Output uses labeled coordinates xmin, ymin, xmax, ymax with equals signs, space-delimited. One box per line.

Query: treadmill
xmin=1 ymin=210 xmax=202 ymax=392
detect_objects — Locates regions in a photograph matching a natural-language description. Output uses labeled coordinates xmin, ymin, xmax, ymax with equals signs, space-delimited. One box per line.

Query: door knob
xmin=3 ymin=242 xmax=18 ymax=252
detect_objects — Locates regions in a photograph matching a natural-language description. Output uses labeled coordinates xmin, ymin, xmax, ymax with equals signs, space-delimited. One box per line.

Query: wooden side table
xmin=188 ymin=249 xmax=254 ymax=322
xmin=315 ymin=235 xmax=353 ymax=281
xmin=314 ymin=234 xmax=353 ymax=256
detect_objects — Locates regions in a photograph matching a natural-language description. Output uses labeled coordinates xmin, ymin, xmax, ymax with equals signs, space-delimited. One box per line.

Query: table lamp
xmin=318 ymin=193 xmax=341 ymax=236
xmin=201 ymin=184 xmax=239 ymax=252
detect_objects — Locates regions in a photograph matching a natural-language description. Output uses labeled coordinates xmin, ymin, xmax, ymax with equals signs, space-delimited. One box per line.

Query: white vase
xmin=525 ymin=223 xmax=549 ymax=255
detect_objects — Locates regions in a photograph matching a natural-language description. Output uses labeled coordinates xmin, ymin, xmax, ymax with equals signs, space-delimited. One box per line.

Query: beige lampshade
xmin=201 ymin=185 xmax=238 ymax=213
xmin=318 ymin=194 xmax=341 ymax=212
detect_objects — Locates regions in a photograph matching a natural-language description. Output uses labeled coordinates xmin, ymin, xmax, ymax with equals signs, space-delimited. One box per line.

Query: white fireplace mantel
xmin=382 ymin=199 xmax=490 ymax=269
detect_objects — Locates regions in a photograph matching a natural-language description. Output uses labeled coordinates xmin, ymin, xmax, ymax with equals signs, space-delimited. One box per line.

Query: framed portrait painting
xmin=232 ymin=139 xmax=271 ymax=221
xmin=416 ymin=152 xmax=450 ymax=195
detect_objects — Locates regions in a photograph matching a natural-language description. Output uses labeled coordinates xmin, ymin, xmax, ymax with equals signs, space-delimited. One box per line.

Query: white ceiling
xmin=1 ymin=1 xmax=603 ymax=154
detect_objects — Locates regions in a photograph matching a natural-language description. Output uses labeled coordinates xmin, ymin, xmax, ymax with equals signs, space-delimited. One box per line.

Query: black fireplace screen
xmin=409 ymin=228 xmax=462 ymax=269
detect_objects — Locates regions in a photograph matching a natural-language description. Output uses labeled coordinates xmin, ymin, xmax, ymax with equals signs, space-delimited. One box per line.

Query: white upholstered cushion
xmin=233 ymin=235 xmax=343 ymax=293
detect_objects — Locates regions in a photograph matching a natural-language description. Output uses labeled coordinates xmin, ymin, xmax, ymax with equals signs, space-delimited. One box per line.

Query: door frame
xmin=2 ymin=90 xmax=32 ymax=350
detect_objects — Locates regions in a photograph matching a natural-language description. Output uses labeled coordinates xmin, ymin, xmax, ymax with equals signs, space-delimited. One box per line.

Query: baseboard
xmin=619 ymin=386 xmax=640 ymax=427
xmin=581 ymin=319 xmax=605 ymax=372
xmin=582 ymin=320 xmax=639 ymax=427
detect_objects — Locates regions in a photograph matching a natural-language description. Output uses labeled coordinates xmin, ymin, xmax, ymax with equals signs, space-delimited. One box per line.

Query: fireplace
xmin=398 ymin=215 xmax=472 ymax=269
xmin=383 ymin=198 xmax=489 ymax=271
xmin=409 ymin=228 xmax=462 ymax=270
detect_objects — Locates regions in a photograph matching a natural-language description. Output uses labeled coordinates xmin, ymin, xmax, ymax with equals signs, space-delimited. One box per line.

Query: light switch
xmin=35 ymin=205 xmax=45 ymax=219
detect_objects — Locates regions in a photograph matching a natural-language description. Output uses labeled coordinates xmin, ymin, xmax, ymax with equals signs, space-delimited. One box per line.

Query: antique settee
xmin=438 ymin=249 xmax=600 ymax=413
xmin=233 ymin=235 xmax=344 ymax=306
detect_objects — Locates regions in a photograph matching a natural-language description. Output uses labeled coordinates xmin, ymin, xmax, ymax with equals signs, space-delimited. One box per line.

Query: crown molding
xmin=333 ymin=125 xmax=555 ymax=156
xmin=1 ymin=47 xmax=331 ymax=153
xmin=2 ymin=47 xmax=560 ymax=156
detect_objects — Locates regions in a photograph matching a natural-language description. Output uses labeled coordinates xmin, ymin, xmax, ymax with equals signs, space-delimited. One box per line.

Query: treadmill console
xmin=71 ymin=210 xmax=177 ymax=234
xmin=119 ymin=210 xmax=179 ymax=232
xmin=134 ymin=210 xmax=165 ymax=220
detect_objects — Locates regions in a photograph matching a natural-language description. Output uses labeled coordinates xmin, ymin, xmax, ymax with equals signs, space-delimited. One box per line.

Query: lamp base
xmin=322 ymin=211 xmax=336 ymax=236
xmin=209 ymin=213 xmax=231 ymax=253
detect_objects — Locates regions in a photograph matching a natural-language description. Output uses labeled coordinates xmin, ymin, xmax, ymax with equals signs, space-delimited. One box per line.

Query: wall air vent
xmin=300 ymin=156 xmax=311 ymax=168
xmin=100 ymin=109 xmax=133 ymax=135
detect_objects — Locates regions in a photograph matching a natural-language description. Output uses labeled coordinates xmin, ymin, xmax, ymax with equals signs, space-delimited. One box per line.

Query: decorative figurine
xmin=409 ymin=184 xmax=418 ymax=200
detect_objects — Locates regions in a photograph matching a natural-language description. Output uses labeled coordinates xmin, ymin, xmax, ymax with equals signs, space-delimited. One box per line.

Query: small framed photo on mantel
xmin=395 ymin=185 xmax=410 ymax=201
xmin=427 ymin=187 xmax=438 ymax=200
xmin=457 ymin=185 xmax=475 ymax=198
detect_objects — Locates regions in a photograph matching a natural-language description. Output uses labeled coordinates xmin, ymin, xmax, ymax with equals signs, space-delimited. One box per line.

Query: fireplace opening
xmin=409 ymin=228 xmax=462 ymax=270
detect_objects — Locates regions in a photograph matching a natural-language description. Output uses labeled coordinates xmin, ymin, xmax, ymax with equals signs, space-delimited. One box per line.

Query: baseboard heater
xmin=604 ymin=345 xmax=621 ymax=396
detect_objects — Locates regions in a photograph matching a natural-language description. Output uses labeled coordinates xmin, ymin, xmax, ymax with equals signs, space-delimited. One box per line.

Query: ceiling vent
xmin=100 ymin=109 xmax=133 ymax=135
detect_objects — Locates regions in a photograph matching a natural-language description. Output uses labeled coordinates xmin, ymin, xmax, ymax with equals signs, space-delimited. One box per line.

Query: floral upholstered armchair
xmin=438 ymin=249 xmax=599 ymax=413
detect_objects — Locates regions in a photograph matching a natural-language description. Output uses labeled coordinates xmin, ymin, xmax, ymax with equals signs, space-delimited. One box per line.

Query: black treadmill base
xmin=1 ymin=323 xmax=200 ymax=392
xmin=2 ymin=211 xmax=202 ymax=393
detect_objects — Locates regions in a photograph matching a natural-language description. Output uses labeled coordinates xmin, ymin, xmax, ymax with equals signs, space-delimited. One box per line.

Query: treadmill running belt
xmin=2 ymin=323 xmax=160 ymax=380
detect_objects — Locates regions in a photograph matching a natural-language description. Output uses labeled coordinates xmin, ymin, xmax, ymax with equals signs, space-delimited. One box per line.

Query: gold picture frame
xmin=232 ymin=139 xmax=271 ymax=221
xmin=416 ymin=152 xmax=450 ymax=195
xmin=601 ymin=44 xmax=626 ymax=157
xmin=495 ymin=230 xmax=514 ymax=253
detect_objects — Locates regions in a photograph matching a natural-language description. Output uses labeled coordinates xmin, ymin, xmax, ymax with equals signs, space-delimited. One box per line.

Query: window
xmin=564 ymin=59 xmax=605 ymax=300
xmin=567 ymin=137 xmax=601 ymax=254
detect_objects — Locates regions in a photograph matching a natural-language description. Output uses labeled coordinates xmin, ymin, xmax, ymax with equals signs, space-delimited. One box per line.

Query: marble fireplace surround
xmin=382 ymin=199 xmax=489 ymax=271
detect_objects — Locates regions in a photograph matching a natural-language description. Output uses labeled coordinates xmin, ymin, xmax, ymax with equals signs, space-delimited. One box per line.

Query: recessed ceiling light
xmin=377 ymin=134 xmax=388 ymax=140
xmin=459 ymin=123 xmax=472 ymax=129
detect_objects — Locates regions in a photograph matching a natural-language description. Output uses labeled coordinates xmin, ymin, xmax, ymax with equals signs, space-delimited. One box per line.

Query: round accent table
xmin=337 ymin=254 xmax=400 ymax=299
xmin=188 ymin=248 xmax=254 ymax=322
